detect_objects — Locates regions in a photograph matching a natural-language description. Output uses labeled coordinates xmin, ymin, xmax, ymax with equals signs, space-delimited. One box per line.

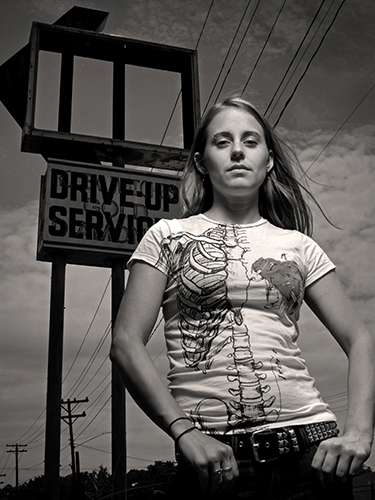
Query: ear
xmin=266 ymin=150 xmax=274 ymax=174
xmin=194 ymin=152 xmax=207 ymax=176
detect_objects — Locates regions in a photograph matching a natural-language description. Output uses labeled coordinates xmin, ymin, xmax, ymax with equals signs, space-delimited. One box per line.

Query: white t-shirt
xmin=129 ymin=214 xmax=337 ymax=434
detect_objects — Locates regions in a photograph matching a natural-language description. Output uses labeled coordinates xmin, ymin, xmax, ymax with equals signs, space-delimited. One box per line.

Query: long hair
xmin=180 ymin=96 xmax=328 ymax=236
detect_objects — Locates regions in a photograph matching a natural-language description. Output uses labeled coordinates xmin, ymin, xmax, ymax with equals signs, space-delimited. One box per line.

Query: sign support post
xmin=44 ymin=255 xmax=66 ymax=500
xmin=111 ymin=260 xmax=126 ymax=499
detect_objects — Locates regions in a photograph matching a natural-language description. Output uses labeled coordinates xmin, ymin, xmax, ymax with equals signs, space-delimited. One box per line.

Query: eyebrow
xmin=213 ymin=131 xmax=262 ymax=141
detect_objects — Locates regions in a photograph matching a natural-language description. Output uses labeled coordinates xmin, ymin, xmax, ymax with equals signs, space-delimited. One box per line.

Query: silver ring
xmin=213 ymin=468 xmax=222 ymax=475
xmin=222 ymin=466 xmax=232 ymax=472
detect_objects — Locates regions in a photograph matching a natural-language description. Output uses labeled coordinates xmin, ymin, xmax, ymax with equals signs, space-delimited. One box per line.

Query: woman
xmin=110 ymin=96 xmax=375 ymax=499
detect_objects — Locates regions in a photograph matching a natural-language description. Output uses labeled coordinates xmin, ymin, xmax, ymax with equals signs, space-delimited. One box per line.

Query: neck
xmin=204 ymin=196 xmax=261 ymax=225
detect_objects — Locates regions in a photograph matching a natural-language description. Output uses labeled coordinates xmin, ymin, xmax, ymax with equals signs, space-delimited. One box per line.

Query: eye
xmin=243 ymin=139 xmax=257 ymax=147
xmin=216 ymin=139 xmax=230 ymax=147
xmin=214 ymin=137 xmax=231 ymax=148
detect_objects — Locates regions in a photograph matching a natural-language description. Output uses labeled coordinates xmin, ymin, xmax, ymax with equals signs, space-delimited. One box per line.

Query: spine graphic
xmin=225 ymin=226 xmax=275 ymax=424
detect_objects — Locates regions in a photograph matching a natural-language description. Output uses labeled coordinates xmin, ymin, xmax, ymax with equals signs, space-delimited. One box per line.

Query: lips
xmin=228 ymin=164 xmax=250 ymax=171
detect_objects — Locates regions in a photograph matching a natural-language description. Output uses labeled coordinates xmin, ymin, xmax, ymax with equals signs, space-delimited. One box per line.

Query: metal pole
xmin=111 ymin=259 xmax=126 ymax=499
xmin=15 ymin=444 xmax=19 ymax=496
xmin=66 ymin=400 xmax=77 ymax=484
xmin=44 ymin=255 xmax=66 ymax=500
xmin=58 ymin=52 xmax=74 ymax=133
xmin=6 ymin=445 xmax=27 ymax=497
xmin=75 ymin=450 xmax=81 ymax=490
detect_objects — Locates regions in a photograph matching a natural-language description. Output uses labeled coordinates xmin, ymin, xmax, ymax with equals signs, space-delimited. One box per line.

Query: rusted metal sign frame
xmin=23 ymin=22 xmax=200 ymax=169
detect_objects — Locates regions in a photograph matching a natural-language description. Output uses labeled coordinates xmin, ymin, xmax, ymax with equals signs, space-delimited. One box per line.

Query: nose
xmin=231 ymin=149 xmax=245 ymax=162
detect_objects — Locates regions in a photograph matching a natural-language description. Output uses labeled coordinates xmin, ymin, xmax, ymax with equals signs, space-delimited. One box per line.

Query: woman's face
xmin=199 ymin=107 xmax=273 ymax=203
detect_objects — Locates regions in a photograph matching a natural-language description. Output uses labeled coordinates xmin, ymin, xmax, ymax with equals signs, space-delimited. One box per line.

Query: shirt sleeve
xmin=127 ymin=219 xmax=171 ymax=276
xmin=302 ymin=234 xmax=336 ymax=288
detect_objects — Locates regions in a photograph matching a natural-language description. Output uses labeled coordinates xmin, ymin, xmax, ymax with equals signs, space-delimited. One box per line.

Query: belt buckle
xmin=250 ymin=429 xmax=279 ymax=463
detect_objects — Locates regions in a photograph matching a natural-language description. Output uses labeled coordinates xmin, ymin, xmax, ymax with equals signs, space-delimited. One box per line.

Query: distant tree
xmin=82 ymin=465 xmax=112 ymax=499
xmin=0 ymin=461 xmax=176 ymax=500
xmin=127 ymin=461 xmax=177 ymax=499
xmin=0 ymin=484 xmax=15 ymax=499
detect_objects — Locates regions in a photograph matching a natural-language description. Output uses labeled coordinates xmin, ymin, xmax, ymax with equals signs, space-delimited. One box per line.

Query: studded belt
xmin=213 ymin=421 xmax=338 ymax=463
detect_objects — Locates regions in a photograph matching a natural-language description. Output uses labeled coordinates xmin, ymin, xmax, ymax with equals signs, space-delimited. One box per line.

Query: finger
xmin=217 ymin=456 xmax=239 ymax=493
xmin=220 ymin=468 xmax=235 ymax=493
xmin=208 ymin=461 xmax=224 ymax=493
xmin=196 ymin=464 xmax=210 ymax=492
xmin=311 ymin=443 xmax=327 ymax=471
xmin=222 ymin=465 xmax=234 ymax=477
xmin=348 ymin=454 xmax=366 ymax=477
xmin=335 ymin=455 xmax=353 ymax=479
xmin=321 ymin=453 xmax=341 ymax=483
xmin=312 ymin=443 xmax=338 ymax=484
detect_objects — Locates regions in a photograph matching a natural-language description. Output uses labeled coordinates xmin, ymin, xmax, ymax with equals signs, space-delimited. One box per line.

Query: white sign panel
xmin=38 ymin=160 xmax=181 ymax=266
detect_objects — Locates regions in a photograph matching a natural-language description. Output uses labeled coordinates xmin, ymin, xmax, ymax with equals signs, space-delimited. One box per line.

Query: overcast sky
xmin=1 ymin=0 xmax=374 ymax=489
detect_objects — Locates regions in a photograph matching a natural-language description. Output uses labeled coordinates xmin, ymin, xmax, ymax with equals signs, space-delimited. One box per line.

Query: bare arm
xmin=110 ymin=261 xmax=238 ymax=493
xmin=304 ymin=270 xmax=375 ymax=478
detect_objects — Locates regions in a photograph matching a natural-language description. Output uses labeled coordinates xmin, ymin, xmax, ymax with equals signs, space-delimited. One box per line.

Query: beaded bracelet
xmin=167 ymin=417 xmax=192 ymax=436
xmin=174 ymin=426 xmax=197 ymax=445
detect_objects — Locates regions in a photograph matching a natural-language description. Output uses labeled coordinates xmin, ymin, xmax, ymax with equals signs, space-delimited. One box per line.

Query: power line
xmin=83 ymin=369 xmax=111 ymax=400
xmin=213 ymin=0 xmax=263 ymax=103
xmin=0 ymin=321 xmax=112 ymax=476
xmin=79 ymin=444 xmax=111 ymax=454
xmin=160 ymin=0 xmax=215 ymax=145
xmin=12 ymin=408 xmax=46 ymax=445
xmin=304 ymin=82 xmax=375 ymax=176
xmin=63 ymin=276 xmax=111 ymax=384
xmin=74 ymin=357 xmax=110 ymax=400
xmin=203 ymin=0 xmax=253 ymax=114
xmin=77 ymin=401 xmax=111 ymax=441
xmin=74 ymin=381 xmax=112 ymax=437
xmin=76 ymin=432 xmax=111 ymax=448
xmin=5 ymin=278 xmax=112 ymax=455
xmin=264 ymin=0 xmax=327 ymax=116
xmin=6 ymin=444 xmax=27 ymax=492
xmin=241 ymin=0 xmax=288 ymax=96
xmin=64 ymin=321 xmax=111 ymax=398
xmin=273 ymin=0 xmax=347 ymax=127
xmin=267 ymin=0 xmax=335 ymax=119
xmin=194 ymin=0 xmax=216 ymax=50
xmin=75 ymin=395 xmax=112 ymax=441
xmin=61 ymin=398 xmax=88 ymax=484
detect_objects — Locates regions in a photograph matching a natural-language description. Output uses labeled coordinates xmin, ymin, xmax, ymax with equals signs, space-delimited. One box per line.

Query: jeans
xmin=166 ymin=445 xmax=354 ymax=500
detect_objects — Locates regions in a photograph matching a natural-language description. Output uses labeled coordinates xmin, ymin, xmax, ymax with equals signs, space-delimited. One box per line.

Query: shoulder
xmin=263 ymin=221 xmax=322 ymax=249
xmin=261 ymin=221 xmax=335 ymax=277
xmin=130 ymin=214 xmax=206 ymax=259
xmin=262 ymin=220 xmax=306 ymax=245
xmin=148 ymin=214 xmax=212 ymax=237
xmin=147 ymin=215 xmax=203 ymax=237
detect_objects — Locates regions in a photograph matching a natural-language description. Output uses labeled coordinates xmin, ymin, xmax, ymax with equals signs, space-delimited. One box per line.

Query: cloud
xmin=24 ymin=0 xmax=101 ymax=21
xmin=1 ymin=0 xmax=375 ymax=481
xmin=0 ymin=201 xmax=50 ymax=362
xmin=288 ymin=124 xmax=375 ymax=330
xmin=0 ymin=201 xmax=111 ymax=470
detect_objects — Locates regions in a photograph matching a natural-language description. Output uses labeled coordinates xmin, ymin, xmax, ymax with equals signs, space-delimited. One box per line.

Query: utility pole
xmin=44 ymin=255 xmax=66 ymax=500
xmin=111 ymin=260 xmax=126 ymax=500
xmin=6 ymin=444 xmax=27 ymax=494
xmin=61 ymin=397 xmax=88 ymax=493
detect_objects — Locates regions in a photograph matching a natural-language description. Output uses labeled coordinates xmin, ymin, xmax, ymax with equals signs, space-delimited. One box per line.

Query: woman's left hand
xmin=311 ymin=433 xmax=372 ymax=481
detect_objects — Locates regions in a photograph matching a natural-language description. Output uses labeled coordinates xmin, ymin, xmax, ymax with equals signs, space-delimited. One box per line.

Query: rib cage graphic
xmin=160 ymin=224 xmax=278 ymax=430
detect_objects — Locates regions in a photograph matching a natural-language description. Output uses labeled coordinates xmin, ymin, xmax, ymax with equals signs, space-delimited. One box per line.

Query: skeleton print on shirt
xmin=157 ymin=223 xmax=305 ymax=433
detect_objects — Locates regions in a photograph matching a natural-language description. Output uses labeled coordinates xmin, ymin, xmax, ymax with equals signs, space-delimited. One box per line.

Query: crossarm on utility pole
xmin=61 ymin=397 xmax=88 ymax=486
